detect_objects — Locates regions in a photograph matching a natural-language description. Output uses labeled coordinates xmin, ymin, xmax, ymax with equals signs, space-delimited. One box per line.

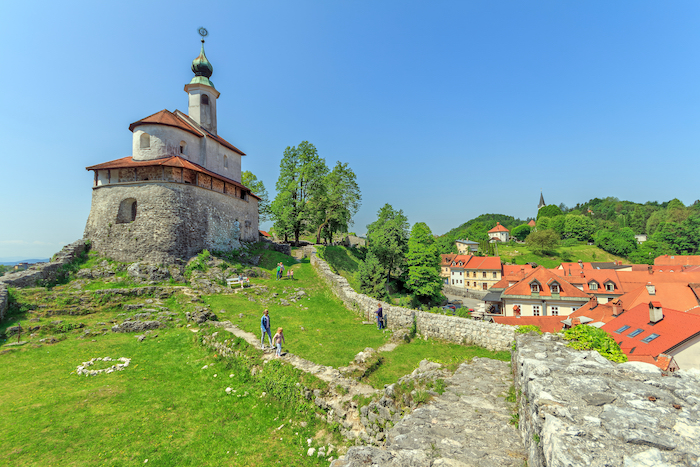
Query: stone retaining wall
xmin=306 ymin=247 xmax=514 ymax=352
xmin=442 ymin=284 xmax=488 ymax=300
xmin=0 ymin=283 xmax=7 ymax=322
xmin=513 ymin=333 xmax=700 ymax=466
xmin=0 ymin=240 xmax=88 ymax=289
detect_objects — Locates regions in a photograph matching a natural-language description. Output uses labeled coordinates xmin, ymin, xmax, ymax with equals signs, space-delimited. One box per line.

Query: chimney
xmin=648 ymin=265 xmax=654 ymax=275
xmin=589 ymin=296 xmax=598 ymax=309
xmin=578 ymin=259 xmax=583 ymax=269
xmin=649 ymin=301 xmax=663 ymax=323
xmin=568 ymin=267 xmax=572 ymax=276
xmin=646 ymin=283 xmax=656 ymax=295
xmin=612 ymin=302 xmax=623 ymax=317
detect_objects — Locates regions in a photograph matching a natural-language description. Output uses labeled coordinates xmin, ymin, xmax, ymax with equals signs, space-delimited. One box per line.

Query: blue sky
xmin=1 ymin=1 xmax=699 ymax=259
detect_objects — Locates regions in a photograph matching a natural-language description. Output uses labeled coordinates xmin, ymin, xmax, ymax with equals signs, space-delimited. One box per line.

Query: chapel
xmin=83 ymin=36 xmax=260 ymax=264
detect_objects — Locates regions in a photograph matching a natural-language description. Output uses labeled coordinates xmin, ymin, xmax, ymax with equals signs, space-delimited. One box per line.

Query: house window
xmin=551 ymin=283 xmax=560 ymax=294
xmin=533 ymin=305 xmax=540 ymax=316
xmin=605 ymin=283 xmax=614 ymax=291
xmin=473 ymin=282 xmax=477 ymax=287
xmin=482 ymin=283 xmax=487 ymax=290
xmin=180 ymin=141 xmax=187 ymax=155
xmin=551 ymin=306 xmax=559 ymax=316
xmin=482 ymin=272 xmax=487 ymax=278
xmin=641 ymin=333 xmax=660 ymax=344
xmin=615 ymin=325 xmax=631 ymax=334
xmin=473 ymin=272 xmax=477 ymax=278
xmin=116 ymin=198 xmax=137 ymax=224
xmin=628 ymin=328 xmax=644 ymax=337
xmin=452 ymin=280 xmax=454 ymax=285
xmin=459 ymin=272 xmax=462 ymax=276
xmin=493 ymin=272 xmax=497 ymax=279
xmin=140 ymin=133 xmax=150 ymax=149
xmin=201 ymin=94 xmax=209 ymax=105
xmin=572 ymin=306 xmax=579 ymax=312
xmin=589 ymin=282 xmax=598 ymax=290
xmin=531 ymin=283 xmax=540 ymax=293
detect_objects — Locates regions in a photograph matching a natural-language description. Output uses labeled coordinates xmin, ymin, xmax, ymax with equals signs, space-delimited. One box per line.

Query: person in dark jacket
xmin=374 ymin=303 xmax=384 ymax=330
xmin=260 ymin=309 xmax=272 ymax=348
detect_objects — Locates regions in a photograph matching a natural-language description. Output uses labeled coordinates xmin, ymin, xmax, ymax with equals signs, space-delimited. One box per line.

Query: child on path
xmin=290 ymin=269 xmax=294 ymax=281
xmin=260 ymin=309 xmax=272 ymax=348
xmin=273 ymin=327 xmax=285 ymax=357
xmin=374 ymin=302 xmax=384 ymax=330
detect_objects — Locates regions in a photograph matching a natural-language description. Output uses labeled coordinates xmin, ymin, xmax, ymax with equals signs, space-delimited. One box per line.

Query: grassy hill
xmin=496 ymin=242 xmax=626 ymax=268
xmin=0 ymin=244 xmax=507 ymax=465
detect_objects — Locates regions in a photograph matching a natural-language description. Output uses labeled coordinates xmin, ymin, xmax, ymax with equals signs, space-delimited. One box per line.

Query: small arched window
xmin=180 ymin=141 xmax=187 ymax=155
xmin=116 ymin=198 xmax=137 ymax=224
xmin=140 ymin=133 xmax=150 ymax=149
xmin=201 ymin=94 xmax=209 ymax=105
xmin=224 ymin=155 xmax=228 ymax=169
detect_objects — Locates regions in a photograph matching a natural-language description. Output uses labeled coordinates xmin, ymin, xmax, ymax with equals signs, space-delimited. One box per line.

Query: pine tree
xmin=358 ymin=251 xmax=387 ymax=298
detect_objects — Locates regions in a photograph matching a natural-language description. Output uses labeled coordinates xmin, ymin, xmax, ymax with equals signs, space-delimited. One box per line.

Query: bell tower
xmin=184 ymin=28 xmax=220 ymax=134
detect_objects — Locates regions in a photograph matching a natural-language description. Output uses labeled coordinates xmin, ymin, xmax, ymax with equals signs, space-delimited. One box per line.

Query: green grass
xmin=315 ymin=245 xmax=363 ymax=292
xmin=204 ymin=258 xmax=390 ymax=368
xmin=496 ymin=242 xmax=625 ymax=268
xmin=364 ymin=339 xmax=511 ymax=389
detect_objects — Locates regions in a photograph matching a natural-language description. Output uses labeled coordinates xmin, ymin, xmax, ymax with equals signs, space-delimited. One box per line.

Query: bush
xmin=185 ymin=250 xmax=211 ymax=277
xmin=515 ymin=325 xmax=542 ymax=335
xmin=563 ymin=325 xmax=627 ymax=363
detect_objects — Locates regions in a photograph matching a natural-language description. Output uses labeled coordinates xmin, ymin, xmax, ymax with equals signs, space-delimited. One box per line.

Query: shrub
xmin=185 ymin=250 xmax=211 ymax=277
xmin=433 ymin=378 xmax=446 ymax=395
xmin=515 ymin=325 xmax=542 ymax=335
xmin=563 ymin=325 xmax=628 ymax=363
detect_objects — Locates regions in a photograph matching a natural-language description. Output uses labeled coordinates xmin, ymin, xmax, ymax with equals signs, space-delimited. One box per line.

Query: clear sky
xmin=1 ymin=1 xmax=699 ymax=260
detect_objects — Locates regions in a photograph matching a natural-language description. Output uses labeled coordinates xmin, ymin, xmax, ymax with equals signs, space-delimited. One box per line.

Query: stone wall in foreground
xmin=0 ymin=283 xmax=7 ymax=322
xmin=307 ymin=247 xmax=514 ymax=352
xmin=513 ymin=333 xmax=700 ymax=466
xmin=0 ymin=240 xmax=88 ymax=291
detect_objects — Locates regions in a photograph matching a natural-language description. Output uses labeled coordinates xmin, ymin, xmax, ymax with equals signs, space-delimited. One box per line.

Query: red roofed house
xmin=527 ymin=219 xmax=536 ymax=227
xmin=492 ymin=315 xmax=565 ymax=334
xmin=447 ymin=255 xmax=502 ymax=290
xmin=488 ymin=222 xmax=510 ymax=242
xmin=83 ymin=37 xmax=260 ymax=263
xmin=601 ymin=302 xmax=700 ymax=371
xmin=501 ymin=266 xmax=590 ymax=317
xmin=654 ymin=255 xmax=700 ymax=267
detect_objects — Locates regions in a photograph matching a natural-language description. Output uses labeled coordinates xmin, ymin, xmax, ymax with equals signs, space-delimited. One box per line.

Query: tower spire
xmin=184 ymin=27 xmax=220 ymax=134
xmin=538 ymin=191 xmax=546 ymax=210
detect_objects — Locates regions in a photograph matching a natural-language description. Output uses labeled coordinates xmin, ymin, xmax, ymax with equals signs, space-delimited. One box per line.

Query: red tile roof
xmin=488 ymin=222 xmax=509 ymax=233
xmin=128 ymin=109 xmax=245 ymax=156
xmin=447 ymin=255 xmax=501 ymax=271
xmin=568 ymin=298 xmax=622 ymax=325
xmin=552 ymin=269 xmax=623 ymax=295
xmin=654 ymin=255 xmax=700 ymax=266
xmin=601 ymin=303 xmax=700 ymax=363
xmin=502 ymin=266 xmax=590 ymax=299
xmin=502 ymin=264 xmax=534 ymax=276
xmin=259 ymin=230 xmax=271 ymax=237
xmin=85 ymin=155 xmax=261 ymax=200
xmin=492 ymin=315 xmax=565 ymax=333
xmin=614 ymin=282 xmax=700 ymax=313
xmin=527 ymin=220 xmax=536 ymax=227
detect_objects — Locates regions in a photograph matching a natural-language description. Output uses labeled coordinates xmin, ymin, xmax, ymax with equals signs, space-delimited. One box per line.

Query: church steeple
xmin=184 ymin=28 xmax=220 ymax=134
xmin=538 ymin=191 xmax=546 ymax=210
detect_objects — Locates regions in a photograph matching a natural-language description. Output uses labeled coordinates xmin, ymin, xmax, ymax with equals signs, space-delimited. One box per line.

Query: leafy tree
xmin=241 ymin=171 xmax=271 ymax=222
xmin=563 ymin=215 xmax=595 ymax=241
xmin=536 ymin=217 xmax=550 ymax=231
xmin=511 ymin=224 xmax=531 ymax=241
xmin=537 ymin=205 xmax=564 ymax=220
xmin=549 ymin=215 xmax=566 ymax=236
xmin=595 ymin=228 xmax=637 ymax=257
xmin=366 ymin=204 xmax=409 ymax=282
xmin=406 ymin=222 xmax=442 ymax=302
xmin=311 ymin=162 xmax=361 ymax=244
xmin=270 ymin=141 xmax=328 ymax=243
xmin=645 ymin=210 xmax=667 ymax=236
xmin=526 ymin=229 xmax=559 ymax=255
xmin=357 ymin=251 xmax=387 ymax=298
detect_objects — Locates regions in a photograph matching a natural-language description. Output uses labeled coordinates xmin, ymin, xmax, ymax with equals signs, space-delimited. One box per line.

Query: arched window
xmin=224 ymin=155 xmax=228 ymax=169
xmin=201 ymin=94 xmax=209 ymax=105
xmin=180 ymin=141 xmax=187 ymax=155
xmin=116 ymin=198 xmax=137 ymax=224
xmin=140 ymin=133 xmax=150 ymax=149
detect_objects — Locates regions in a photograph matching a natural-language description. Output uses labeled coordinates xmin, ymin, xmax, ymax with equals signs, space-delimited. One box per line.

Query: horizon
xmin=2 ymin=1 xmax=699 ymax=259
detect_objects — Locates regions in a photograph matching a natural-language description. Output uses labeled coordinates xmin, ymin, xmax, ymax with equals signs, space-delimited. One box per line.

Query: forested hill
xmin=436 ymin=197 xmax=700 ymax=263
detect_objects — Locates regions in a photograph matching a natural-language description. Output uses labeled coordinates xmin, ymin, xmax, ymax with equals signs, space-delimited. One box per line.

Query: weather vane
xmin=198 ymin=27 xmax=208 ymax=42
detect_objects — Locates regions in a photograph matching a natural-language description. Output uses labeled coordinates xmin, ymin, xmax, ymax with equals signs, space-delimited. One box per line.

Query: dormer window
xmin=589 ymin=281 xmax=598 ymax=290
xmin=551 ymin=283 xmax=560 ymax=294
xmin=140 ymin=133 xmax=150 ymax=149
xmin=530 ymin=283 xmax=540 ymax=293
xmin=605 ymin=282 xmax=614 ymax=292
xmin=201 ymin=94 xmax=209 ymax=105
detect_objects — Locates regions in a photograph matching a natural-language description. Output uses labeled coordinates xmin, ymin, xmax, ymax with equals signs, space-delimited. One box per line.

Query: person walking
xmin=289 ymin=269 xmax=294 ymax=281
xmin=275 ymin=263 xmax=281 ymax=280
xmin=374 ymin=302 xmax=384 ymax=330
xmin=260 ymin=309 xmax=272 ymax=349
xmin=273 ymin=327 xmax=285 ymax=357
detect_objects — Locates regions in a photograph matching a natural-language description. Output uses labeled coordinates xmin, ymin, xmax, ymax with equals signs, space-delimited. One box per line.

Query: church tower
xmin=184 ymin=39 xmax=220 ymax=134
xmin=538 ymin=191 xmax=546 ymax=210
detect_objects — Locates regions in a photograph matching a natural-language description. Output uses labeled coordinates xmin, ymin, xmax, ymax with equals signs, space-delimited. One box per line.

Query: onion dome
xmin=189 ymin=40 xmax=215 ymax=88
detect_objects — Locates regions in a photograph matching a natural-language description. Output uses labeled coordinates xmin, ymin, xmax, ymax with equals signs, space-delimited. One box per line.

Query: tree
xmin=549 ymin=215 xmax=566 ymax=236
xmin=526 ymin=229 xmax=559 ymax=255
xmin=595 ymin=228 xmax=637 ymax=257
xmin=366 ymin=204 xmax=410 ymax=282
xmin=241 ymin=171 xmax=271 ymax=222
xmin=270 ymin=141 xmax=328 ymax=244
xmin=511 ymin=224 xmax=531 ymax=241
xmin=537 ymin=205 xmax=563 ymax=220
xmin=563 ymin=215 xmax=595 ymax=241
xmin=536 ymin=217 xmax=551 ymax=231
xmin=311 ymin=162 xmax=361 ymax=244
xmin=406 ymin=222 xmax=442 ymax=302
xmin=357 ymin=251 xmax=387 ymax=298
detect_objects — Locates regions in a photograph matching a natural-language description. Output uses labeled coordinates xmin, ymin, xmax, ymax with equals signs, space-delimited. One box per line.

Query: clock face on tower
xmin=198 ymin=27 xmax=208 ymax=38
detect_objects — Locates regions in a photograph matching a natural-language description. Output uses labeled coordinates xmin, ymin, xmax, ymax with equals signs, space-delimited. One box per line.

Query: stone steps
xmin=332 ymin=357 xmax=526 ymax=467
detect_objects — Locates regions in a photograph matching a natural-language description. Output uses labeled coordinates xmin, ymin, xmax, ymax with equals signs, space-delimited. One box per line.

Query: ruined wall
xmin=84 ymin=182 xmax=258 ymax=264
xmin=513 ymin=333 xmax=700 ymax=466
xmin=0 ymin=283 xmax=7 ymax=322
xmin=307 ymin=247 xmax=514 ymax=352
xmin=442 ymin=283 xmax=488 ymax=300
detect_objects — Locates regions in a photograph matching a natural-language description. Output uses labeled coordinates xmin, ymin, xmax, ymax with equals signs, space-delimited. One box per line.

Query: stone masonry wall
xmin=513 ymin=333 xmax=700 ymax=466
xmin=84 ymin=182 xmax=259 ymax=264
xmin=0 ymin=240 xmax=88 ymax=291
xmin=442 ymin=283 xmax=488 ymax=300
xmin=0 ymin=283 xmax=7 ymax=322
xmin=307 ymin=247 xmax=514 ymax=352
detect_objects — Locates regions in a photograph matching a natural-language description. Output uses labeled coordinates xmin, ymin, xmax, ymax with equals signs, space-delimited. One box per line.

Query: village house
xmin=455 ymin=239 xmax=479 ymax=255
xmin=446 ymin=255 xmax=502 ymax=290
xmin=487 ymin=222 xmax=510 ymax=243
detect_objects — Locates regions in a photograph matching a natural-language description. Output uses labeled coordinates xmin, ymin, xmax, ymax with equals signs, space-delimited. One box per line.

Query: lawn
xmin=315 ymin=245 xmax=363 ymax=293
xmin=496 ymin=242 xmax=625 ymax=268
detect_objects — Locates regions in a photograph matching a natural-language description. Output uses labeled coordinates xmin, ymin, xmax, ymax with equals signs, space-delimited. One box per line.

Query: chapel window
xmin=116 ymin=198 xmax=137 ymax=224
xmin=140 ymin=133 xmax=150 ymax=149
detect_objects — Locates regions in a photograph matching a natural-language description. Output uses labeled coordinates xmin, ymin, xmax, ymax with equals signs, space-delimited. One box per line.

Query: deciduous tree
xmin=241 ymin=171 xmax=271 ymax=222
xmin=526 ymin=229 xmax=559 ymax=255
xmin=311 ymin=162 xmax=361 ymax=244
xmin=366 ymin=204 xmax=409 ymax=282
xmin=357 ymin=251 xmax=387 ymax=298
xmin=406 ymin=222 xmax=442 ymax=302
